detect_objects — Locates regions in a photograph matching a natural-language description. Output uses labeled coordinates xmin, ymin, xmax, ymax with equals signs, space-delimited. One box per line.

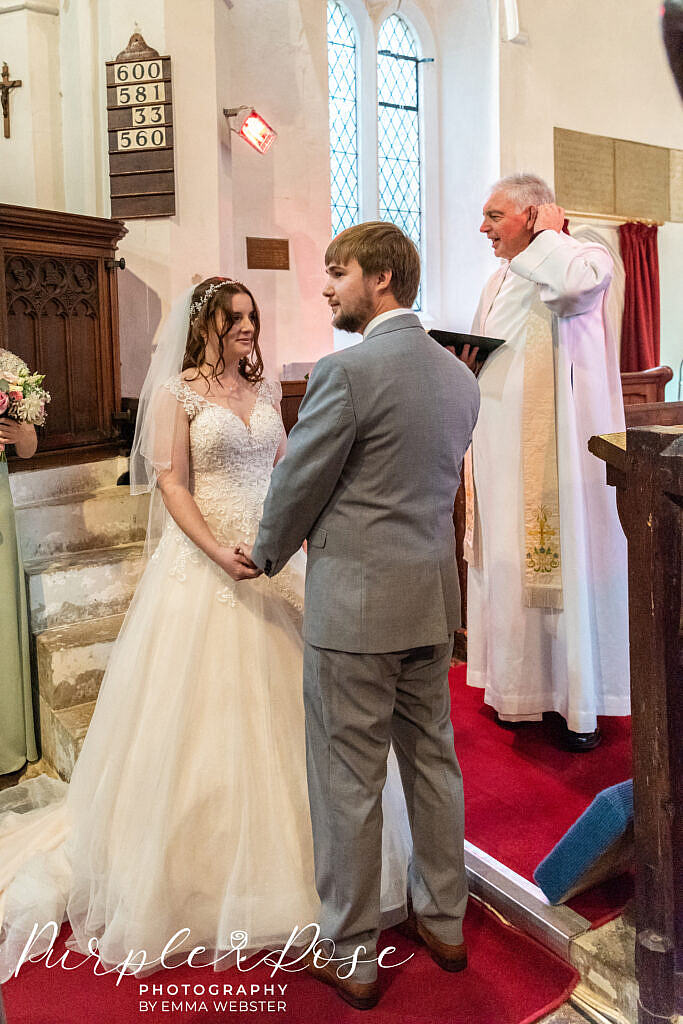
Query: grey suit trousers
xmin=302 ymin=638 xmax=468 ymax=983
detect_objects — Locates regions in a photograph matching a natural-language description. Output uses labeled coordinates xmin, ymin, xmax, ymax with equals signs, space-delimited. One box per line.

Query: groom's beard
xmin=334 ymin=309 xmax=365 ymax=333
xmin=333 ymin=290 xmax=375 ymax=334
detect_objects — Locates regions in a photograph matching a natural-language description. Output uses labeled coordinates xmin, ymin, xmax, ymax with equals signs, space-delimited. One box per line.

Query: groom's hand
xmin=214 ymin=545 xmax=262 ymax=581
xmin=235 ymin=542 xmax=259 ymax=570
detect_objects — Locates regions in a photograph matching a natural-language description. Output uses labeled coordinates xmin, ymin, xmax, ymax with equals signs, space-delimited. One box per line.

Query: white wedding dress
xmin=0 ymin=376 xmax=411 ymax=980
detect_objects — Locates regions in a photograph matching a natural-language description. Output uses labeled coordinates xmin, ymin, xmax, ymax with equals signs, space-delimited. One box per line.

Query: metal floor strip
xmin=464 ymin=840 xmax=591 ymax=959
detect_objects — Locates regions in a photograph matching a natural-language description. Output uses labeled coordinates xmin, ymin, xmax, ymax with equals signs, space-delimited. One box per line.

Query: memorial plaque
xmin=554 ymin=128 xmax=615 ymax=215
xmin=246 ymin=237 xmax=290 ymax=270
xmin=669 ymin=150 xmax=683 ymax=223
xmin=614 ymin=140 xmax=669 ymax=222
xmin=105 ymin=34 xmax=176 ymax=219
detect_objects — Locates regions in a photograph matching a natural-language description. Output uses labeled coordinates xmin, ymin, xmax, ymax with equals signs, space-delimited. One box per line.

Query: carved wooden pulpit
xmin=589 ymin=425 xmax=682 ymax=1024
xmin=0 ymin=204 xmax=127 ymax=466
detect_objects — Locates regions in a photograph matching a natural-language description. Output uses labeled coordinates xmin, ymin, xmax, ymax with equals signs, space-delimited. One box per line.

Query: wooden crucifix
xmin=1 ymin=63 xmax=22 ymax=139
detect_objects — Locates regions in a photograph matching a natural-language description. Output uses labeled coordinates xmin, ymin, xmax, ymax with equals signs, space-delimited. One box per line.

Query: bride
xmin=0 ymin=277 xmax=410 ymax=980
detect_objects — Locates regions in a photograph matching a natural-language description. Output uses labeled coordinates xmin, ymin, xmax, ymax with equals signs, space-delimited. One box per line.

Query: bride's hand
xmin=213 ymin=545 xmax=262 ymax=581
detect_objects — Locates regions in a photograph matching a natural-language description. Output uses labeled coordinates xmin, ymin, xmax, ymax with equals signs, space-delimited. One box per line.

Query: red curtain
xmin=619 ymin=222 xmax=660 ymax=372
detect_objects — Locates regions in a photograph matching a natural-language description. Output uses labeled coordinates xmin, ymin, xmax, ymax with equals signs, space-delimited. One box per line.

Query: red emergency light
xmin=238 ymin=110 xmax=277 ymax=154
xmin=223 ymin=106 xmax=277 ymax=155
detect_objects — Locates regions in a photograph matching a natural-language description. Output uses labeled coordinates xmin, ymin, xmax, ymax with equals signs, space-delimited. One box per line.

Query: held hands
xmin=214 ymin=544 xmax=262 ymax=582
xmin=232 ymin=540 xmax=259 ymax=573
xmin=531 ymin=203 xmax=565 ymax=235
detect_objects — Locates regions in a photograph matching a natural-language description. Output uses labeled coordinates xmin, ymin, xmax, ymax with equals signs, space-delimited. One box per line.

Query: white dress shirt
xmin=363 ymin=307 xmax=415 ymax=339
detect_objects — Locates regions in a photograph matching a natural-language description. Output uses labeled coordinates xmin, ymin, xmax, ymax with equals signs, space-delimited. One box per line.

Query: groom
xmin=239 ymin=222 xmax=480 ymax=1010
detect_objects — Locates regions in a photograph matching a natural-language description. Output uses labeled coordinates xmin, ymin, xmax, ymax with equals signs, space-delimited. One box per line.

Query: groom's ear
xmin=376 ymin=268 xmax=393 ymax=295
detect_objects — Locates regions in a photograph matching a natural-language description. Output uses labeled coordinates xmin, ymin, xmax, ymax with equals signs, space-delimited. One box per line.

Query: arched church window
xmin=377 ymin=14 xmax=422 ymax=307
xmin=327 ymin=1 xmax=360 ymax=236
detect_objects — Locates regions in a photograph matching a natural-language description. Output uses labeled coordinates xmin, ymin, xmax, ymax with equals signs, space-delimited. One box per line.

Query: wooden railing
xmin=281 ymin=379 xmax=307 ymax=436
xmin=621 ymin=365 xmax=674 ymax=407
xmin=589 ymin=413 xmax=682 ymax=1024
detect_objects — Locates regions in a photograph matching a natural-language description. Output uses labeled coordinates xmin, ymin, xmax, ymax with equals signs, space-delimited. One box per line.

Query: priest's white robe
xmin=466 ymin=230 xmax=630 ymax=733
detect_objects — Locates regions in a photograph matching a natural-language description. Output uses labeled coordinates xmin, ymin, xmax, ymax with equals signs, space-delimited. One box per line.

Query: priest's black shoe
xmin=564 ymin=726 xmax=602 ymax=752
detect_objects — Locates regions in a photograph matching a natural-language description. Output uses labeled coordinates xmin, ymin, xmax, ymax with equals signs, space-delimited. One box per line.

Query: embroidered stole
xmin=464 ymin=286 xmax=563 ymax=609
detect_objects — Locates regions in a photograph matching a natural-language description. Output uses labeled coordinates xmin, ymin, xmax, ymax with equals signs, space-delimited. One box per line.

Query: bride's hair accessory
xmin=189 ymin=279 xmax=246 ymax=324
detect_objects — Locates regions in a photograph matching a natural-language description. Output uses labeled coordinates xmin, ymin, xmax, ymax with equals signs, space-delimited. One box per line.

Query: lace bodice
xmin=0 ymin=349 xmax=29 ymax=376
xmin=152 ymin=375 xmax=301 ymax=612
xmin=163 ymin=375 xmax=284 ymax=544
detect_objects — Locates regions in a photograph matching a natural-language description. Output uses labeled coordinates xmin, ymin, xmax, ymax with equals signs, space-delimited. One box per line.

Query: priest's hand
xmin=449 ymin=343 xmax=482 ymax=376
xmin=532 ymin=203 xmax=565 ymax=234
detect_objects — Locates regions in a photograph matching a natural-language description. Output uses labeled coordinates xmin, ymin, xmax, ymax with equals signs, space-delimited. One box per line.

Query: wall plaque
xmin=246 ymin=237 xmax=290 ymax=270
xmin=554 ymin=128 xmax=615 ymax=215
xmin=555 ymin=126 xmax=676 ymax=223
xmin=106 ymin=33 xmax=175 ymax=219
xmin=614 ymin=140 xmax=670 ymax=222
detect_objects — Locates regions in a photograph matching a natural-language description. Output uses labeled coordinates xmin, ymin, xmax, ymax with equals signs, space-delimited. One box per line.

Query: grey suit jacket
xmin=251 ymin=313 xmax=480 ymax=653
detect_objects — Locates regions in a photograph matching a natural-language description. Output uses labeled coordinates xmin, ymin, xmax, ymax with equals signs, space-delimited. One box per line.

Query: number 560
xmin=118 ymin=128 xmax=165 ymax=150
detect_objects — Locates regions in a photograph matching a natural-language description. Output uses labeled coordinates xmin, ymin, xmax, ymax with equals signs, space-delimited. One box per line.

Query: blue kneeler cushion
xmin=533 ymin=780 xmax=634 ymax=904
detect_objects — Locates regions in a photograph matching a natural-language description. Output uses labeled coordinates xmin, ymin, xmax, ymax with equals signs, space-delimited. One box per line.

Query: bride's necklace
xmin=200 ymin=365 xmax=244 ymax=398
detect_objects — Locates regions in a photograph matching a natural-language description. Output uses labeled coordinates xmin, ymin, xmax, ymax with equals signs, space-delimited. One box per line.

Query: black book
xmin=428 ymin=330 xmax=506 ymax=357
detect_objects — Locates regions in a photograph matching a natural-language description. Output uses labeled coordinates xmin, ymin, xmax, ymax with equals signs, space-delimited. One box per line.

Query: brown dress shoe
xmin=302 ymin=950 xmax=380 ymax=1010
xmin=396 ymin=911 xmax=468 ymax=973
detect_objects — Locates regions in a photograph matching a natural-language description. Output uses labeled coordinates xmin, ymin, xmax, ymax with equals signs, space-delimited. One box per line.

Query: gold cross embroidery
xmin=530 ymin=505 xmax=556 ymax=548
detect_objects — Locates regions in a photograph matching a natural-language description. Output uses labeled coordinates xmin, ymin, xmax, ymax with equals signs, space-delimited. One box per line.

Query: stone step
xmin=39 ymin=696 xmax=96 ymax=782
xmin=9 ymin=455 xmax=128 ymax=506
xmin=26 ymin=542 xmax=145 ymax=633
xmin=36 ymin=613 xmax=125 ymax=712
xmin=15 ymin=485 xmax=149 ymax=562
xmin=570 ymin=914 xmax=638 ymax=1024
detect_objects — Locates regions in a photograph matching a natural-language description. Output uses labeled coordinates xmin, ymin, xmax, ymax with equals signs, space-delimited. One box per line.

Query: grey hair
xmin=489 ymin=173 xmax=555 ymax=210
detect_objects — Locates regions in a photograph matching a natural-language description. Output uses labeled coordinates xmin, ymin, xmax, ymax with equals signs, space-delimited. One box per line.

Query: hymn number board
xmin=106 ymin=36 xmax=175 ymax=219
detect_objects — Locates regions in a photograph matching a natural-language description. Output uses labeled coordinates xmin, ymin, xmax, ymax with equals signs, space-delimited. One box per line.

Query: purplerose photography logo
xmin=10 ymin=919 xmax=413 ymax=1017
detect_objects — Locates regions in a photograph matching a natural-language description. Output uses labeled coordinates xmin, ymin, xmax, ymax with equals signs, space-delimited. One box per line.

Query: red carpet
xmin=1 ymin=899 xmax=578 ymax=1024
xmin=450 ymin=664 xmax=634 ymax=925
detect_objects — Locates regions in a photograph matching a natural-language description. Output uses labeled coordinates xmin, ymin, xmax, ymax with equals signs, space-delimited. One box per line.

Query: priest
xmin=464 ymin=173 xmax=630 ymax=750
